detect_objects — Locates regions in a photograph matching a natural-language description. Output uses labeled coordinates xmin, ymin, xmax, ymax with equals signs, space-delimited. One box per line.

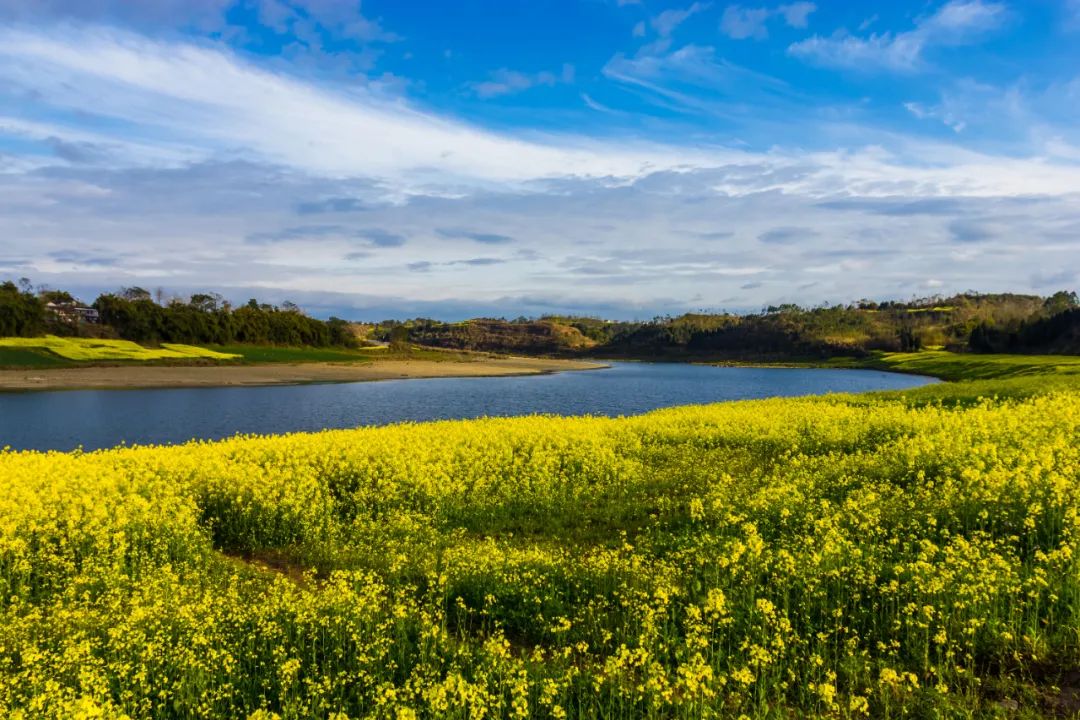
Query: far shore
xmin=0 ymin=356 xmax=608 ymax=392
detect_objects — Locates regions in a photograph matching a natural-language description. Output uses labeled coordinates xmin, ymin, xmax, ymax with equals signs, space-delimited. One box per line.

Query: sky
xmin=0 ymin=0 xmax=1078 ymax=320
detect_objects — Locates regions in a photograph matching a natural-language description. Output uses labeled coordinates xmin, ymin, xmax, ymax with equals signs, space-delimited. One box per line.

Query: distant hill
xmin=10 ymin=279 xmax=1075 ymax=360
xmin=374 ymin=291 xmax=1080 ymax=360
xmin=383 ymin=318 xmax=598 ymax=355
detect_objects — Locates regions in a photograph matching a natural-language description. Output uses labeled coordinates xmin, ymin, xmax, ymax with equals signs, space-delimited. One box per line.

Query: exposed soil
xmin=0 ymin=357 xmax=607 ymax=392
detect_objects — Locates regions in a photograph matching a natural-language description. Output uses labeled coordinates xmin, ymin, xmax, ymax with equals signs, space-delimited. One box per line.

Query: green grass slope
xmin=870 ymin=350 xmax=1080 ymax=381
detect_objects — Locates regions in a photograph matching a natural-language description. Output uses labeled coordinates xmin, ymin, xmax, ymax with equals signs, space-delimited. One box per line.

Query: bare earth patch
xmin=0 ymin=357 xmax=606 ymax=391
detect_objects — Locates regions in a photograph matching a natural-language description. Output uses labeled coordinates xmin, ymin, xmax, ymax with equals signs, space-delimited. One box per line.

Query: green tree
xmin=389 ymin=325 xmax=410 ymax=351
xmin=1044 ymin=290 xmax=1079 ymax=316
xmin=0 ymin=281 xmax=46 ymax=336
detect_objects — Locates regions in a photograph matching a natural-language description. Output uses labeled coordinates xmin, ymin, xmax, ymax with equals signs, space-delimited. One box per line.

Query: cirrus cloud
xmin=788 ymin=0 xmax=1007 ymax=72
xmin=0 ymin=16 xmax=1078 ymax=319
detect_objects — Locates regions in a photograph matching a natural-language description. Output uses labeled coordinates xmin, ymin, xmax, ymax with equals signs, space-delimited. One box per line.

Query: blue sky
xmin=0 ymin=0 xmax=1078 ymax=319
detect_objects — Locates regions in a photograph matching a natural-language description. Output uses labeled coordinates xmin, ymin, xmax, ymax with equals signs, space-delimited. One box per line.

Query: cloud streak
xmin=719 ymin=2 xmax=817 ymax=40
xmin=467 ymin=64 xmax=574 ymax=99
xmin=3 ymin=23 xmax=1078 ymax=201
xmin=0 ymin=25 xmax=726 ymax=185
xmin=651 ymin=2 xmax=711 ymax=37
xmin=0 ymin=17 xmax=1077 ymax=319
xmin=788 ymin=0 xmax=1007 ymax=72
xmin=2 ymin=158 xmax=1077 ymax=318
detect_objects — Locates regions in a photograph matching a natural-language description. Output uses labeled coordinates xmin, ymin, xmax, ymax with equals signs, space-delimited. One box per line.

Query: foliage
xmin=971 ymin=308 xmax=1080 ymax=355
xmin=0 ymin=336 xmax=240 ymax=362
xmin=38 ymin=290 xmax=77 ymax=306
xmin=92 ymin=294 xmax=348 ymax=348
xmin=3 ymin=380 xmax=1080 ymax=718
xmin=541 ymin=316 xmax=639 ymax=345
xmin=379 ymin=292 xmax=1080 ymax=360
xmin=0 ymin=281 xmax=46 ymax=337
xmin=2 ymin=277 xmax=358 ymax=349
xmin=1043 ymin=291 xmax=1079 ymax=317
xmin=326 ymin=317 xmax=358 ymax=347
xmin=379 ymin=318 xmax=598 ymax=355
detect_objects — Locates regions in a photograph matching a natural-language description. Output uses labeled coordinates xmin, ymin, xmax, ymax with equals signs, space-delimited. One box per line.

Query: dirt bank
xmin=0 ymin=357 xmax=607 ymax=392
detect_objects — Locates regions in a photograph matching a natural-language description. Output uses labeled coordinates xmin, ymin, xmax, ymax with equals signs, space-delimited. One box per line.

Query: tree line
xmin=969 ymin=295 xmax=1080 ymax=354
xmin=0 ymin=281 xmax=356 ymax=348
xmin=7 ymin=279 xmax=1078 ymax=356
xmin=373 ymin=291 xmax=1080 ymax=359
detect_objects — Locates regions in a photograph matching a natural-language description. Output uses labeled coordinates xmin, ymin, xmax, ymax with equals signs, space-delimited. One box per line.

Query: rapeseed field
xmin=0 ymin=336 xmax=240 ymax=362
xmin=2 ymin=385 xmax=1078 ymax=718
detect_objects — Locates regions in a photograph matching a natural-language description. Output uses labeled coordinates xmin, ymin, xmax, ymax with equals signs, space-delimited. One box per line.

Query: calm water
xmin=0 ymin=362 xmax=935 ymax=452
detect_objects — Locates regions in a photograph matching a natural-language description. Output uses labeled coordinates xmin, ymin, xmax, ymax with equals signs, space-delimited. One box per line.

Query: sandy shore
xmin=0 ymin=357 xmax=607 ymax=392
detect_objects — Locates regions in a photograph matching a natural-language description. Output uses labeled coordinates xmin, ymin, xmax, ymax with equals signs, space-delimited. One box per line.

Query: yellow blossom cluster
xmin=1 ymin=389 xmax=1078 ymax=718
xmin=0 ymin=336 xmax=239 ymax=361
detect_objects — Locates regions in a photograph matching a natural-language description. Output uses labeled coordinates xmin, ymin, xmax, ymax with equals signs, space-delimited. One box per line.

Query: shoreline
xmin=596 ymin=355 xmax=944 ymax=379
xmin=0 ymin=356 xmax=609 ymax=392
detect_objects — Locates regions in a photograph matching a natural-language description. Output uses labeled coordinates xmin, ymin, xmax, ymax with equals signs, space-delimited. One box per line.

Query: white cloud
xmin=788 ymin=32 xmax=922 ymax=71
xmin=278 ymin=0 xmax=398 ymax=43
xmin=467 ymin=66 xmax=568 ymax=99
xmin=4 ymin=160 xmax=1078 ymax=318
xmin=720 ymin=2 xmax=816 ymax=40
xmin=720 ymin=6 xmax=771 ymax=39
xmin=602 ymin=43 xmax=795 ymax=118
xmin=651 ymin=2 xmax=710 ymax=37
xmin=0 ymin=0 xmax=233 ymax=28
xmin=255 ymin=0 xmax=294 ymax=32
xmin=777 ymin=1 xmax=816 ymax=27
xmin=788 ymin=0 xmax=1007 ymax=71
xmin=0 ymin=25 xmax=723 ymax=184
xmin=0 ymin=0 xmax=399 ymax=43
xmin=778 ymin=2 xmax=816 ymax=28
xmin=904 ymin=102 xmax=967 ymax=132
xmin=899 ymin=76 xmax=1080 ymax=153
xmin=0 ymin=115 xmax=203 ymax=166
xmin=4 ymin=24 xmax=1078 ymax=198
xmin=922 ymin=0 xmax=1007 ymax=36
xmin=2 ymin=22 xmax=1080 ymax=317
xmin=581 ymin=93 xmax=619 ymax=114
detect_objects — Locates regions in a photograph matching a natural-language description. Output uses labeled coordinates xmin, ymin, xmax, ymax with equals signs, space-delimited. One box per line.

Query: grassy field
xmin=0 ymin=336 xmax=240 ymax=363
xmin=867 ymin=350 xmax=1080 ymax=382
xmin=2 ymin=359 xmax=1080 ymax=718
xmin=706 ymin=351 xmax=1080 ymax=402
xmin=207 ymin=344 xmax=487 ymax=364
xmin=0 ymin=336 xmax=481 ymax=368
xmin=0 ymin=346 xmax=74 ymax=368
xmin=204 ymin=343 xmax=379 ymax=364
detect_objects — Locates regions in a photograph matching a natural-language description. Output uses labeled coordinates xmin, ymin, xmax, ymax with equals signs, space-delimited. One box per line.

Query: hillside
xmin=380 ymin=318 xmax=599 ymax=355
xmin=378 ymin=292 xmax=1080 ymax=361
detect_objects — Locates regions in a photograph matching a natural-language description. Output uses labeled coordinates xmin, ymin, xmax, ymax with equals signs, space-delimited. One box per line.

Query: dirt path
xmin=0 ymin=357 xmax=607 ymax=392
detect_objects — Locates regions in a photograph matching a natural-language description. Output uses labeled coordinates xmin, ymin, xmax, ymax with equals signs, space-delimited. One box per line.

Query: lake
xmin=0 ymin=362 xmax=936 ymax=452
